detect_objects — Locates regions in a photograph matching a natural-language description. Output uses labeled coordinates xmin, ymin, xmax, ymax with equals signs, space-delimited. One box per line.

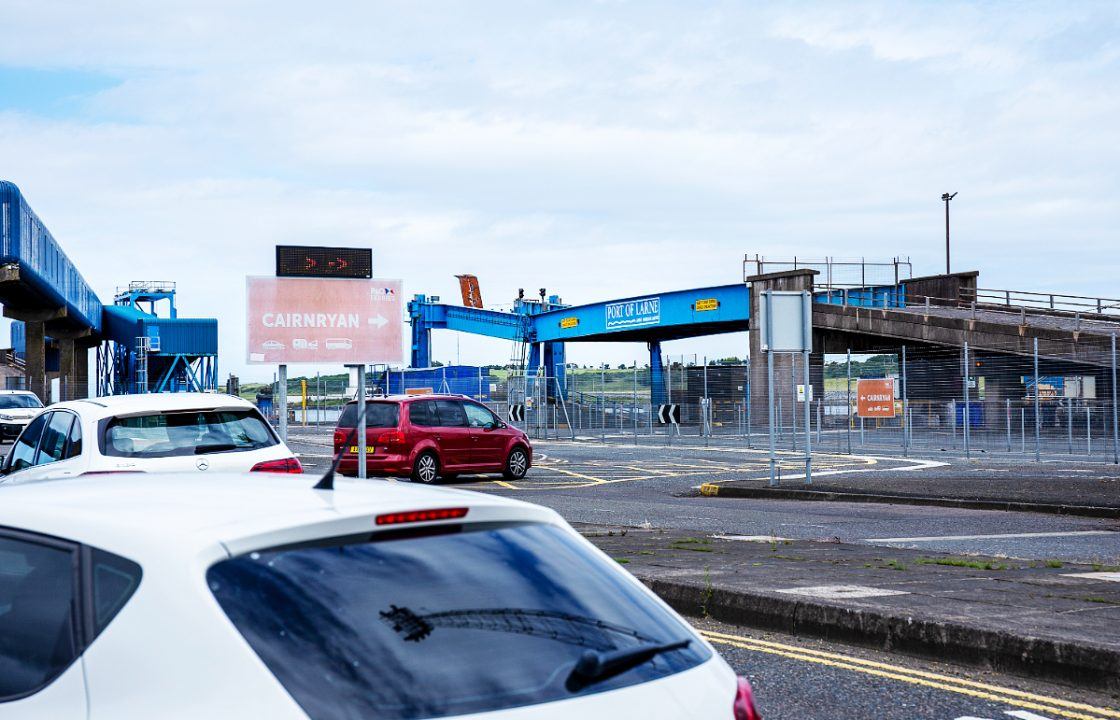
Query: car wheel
xmin=503 ymin=447 xmax=529 ymax=480
xmin=411 ymin=452 xmax=440 ymax=484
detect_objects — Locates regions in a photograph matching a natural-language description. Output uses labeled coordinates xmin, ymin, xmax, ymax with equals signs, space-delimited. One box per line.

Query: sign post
xmin=347 ymin=364 xmax=367 ymax=480
xmin=277 ymin=364 xmax=287 ymax=443
xmin=759 ymin=290 xmax=813 ymax=485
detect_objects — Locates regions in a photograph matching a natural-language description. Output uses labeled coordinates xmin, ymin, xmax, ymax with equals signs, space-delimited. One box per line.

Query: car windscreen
xmin=337 ymin=402 xmax=400 ymax=429
xmin=100 ymin=409 xmax=277 ymax=458
xmin=0 ymin=395 xmax=42 ymax=410
xmin=207 ymin=522 xmax=710 ymax=720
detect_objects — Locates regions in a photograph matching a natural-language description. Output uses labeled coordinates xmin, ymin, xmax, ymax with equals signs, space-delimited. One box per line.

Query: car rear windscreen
xmin=100 ymin=409 xmax=278 ymax=458
xmin=337 ymin=402 xmax=399 ymax=429
xmin=207 ymin=522 xmax=710 ymax=719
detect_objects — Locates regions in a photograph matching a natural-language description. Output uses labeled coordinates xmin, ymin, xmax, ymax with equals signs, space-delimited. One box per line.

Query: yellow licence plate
xmin=349 ymin=446 xmax=377 ymax=454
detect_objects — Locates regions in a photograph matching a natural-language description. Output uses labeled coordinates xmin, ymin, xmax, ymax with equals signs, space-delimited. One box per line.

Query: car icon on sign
xmin=262 ymin=340 xmax=285 ymax=351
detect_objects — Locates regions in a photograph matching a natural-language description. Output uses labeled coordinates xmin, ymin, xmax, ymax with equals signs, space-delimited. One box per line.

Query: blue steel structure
xmin=97 ymin=283 xmax=218 ymax=395
xmin=2 ymin=181 xmax=218 ymax=398
xmin=408 ymin=281 xmax=912 ymax=405
xmin=0 ymin=181 xmax=103 ymax=333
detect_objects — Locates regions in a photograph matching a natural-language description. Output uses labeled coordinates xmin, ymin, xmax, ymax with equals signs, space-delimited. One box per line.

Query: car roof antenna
xmin=314 ymin=425 xmax=360 ymax=491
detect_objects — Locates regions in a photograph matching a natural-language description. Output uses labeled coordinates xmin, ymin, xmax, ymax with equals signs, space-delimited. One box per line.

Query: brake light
xmin=376 ymin=430 xmax=406 ymax=445
xmin=376 ymin=507 xmax=469 ymax=526
xmin=733 ymin=676 xmax=761 ymax=720
xmin=333 ymin=428 xmax=347 ymax=449
xmin=250 ymin=457 xmax=304 ymax=474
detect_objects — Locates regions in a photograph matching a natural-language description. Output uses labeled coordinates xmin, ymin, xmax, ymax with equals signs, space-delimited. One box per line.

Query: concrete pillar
xmin=24 ymin=321 xmax=46 ymax=403
xmin=73 ymin=345 xmax=91 ymax=399
xmin=58 ymin=338 xmax=75 ymax=401
xmin=747 ymin=269 xmax=818 ymax=429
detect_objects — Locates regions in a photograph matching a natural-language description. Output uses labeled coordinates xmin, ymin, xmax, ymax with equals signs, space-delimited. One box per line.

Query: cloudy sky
xmin=1 ymin=1 xmax=1117 ymax=382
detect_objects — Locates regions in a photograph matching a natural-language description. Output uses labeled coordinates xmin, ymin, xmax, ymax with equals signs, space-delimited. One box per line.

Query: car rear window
xmin=337 ymin=402 xmax=400 ymax=429
xmin=207 ymin=522 xmax=710 ymax=719
xmin=100 ymin=409 xmax=277 ymax=458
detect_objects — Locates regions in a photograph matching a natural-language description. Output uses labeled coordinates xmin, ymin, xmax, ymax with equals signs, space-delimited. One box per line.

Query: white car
xmin=0 ymin=393 xmax=301 ymax=483
xmin=0 ymin=390 xmax=44 ymax=441
xmin=0 ymin=474 xmax=757 ymax=719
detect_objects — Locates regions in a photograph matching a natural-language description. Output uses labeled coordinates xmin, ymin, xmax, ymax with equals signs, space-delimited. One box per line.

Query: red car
xmin=333 ymin=394 xmax=532 ymax=483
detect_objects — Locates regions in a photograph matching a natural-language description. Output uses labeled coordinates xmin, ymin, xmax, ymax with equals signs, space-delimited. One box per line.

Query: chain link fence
xmin=252 ymin=331 xmax=1119 ymax=466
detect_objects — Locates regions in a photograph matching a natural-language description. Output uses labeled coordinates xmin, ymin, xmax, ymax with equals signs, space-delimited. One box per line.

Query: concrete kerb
xmin=642 ymin=576 xmax=1120 ymax=693
xmin=698 ymin=483 xmax=1120 ymax=519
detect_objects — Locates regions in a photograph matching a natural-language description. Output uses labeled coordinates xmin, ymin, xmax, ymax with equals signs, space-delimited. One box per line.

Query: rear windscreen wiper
xmin=565 ymin=638 xmax=691 ymax=691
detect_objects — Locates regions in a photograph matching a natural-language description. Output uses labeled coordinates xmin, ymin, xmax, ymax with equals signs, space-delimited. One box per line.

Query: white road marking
xmin=773 ymin=584 xmax=909 ymax=599
xmin=1062 ymin=571 xmax=1120 ymax=582
xmin=955 ymin=711 xmax=1056 ymax=720
xmin=866 ymin=531 xmax=1115 ymax=543
xmin=712 ymin=534 xmax=789 ymax=543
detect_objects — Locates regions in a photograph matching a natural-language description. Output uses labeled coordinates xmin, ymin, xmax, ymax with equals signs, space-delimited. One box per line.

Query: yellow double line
xmin=700 ymin=629 xmax=1118 ymax=720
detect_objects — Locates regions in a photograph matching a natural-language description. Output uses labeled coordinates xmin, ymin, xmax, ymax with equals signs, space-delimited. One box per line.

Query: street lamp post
xmin=942 ymin=192 xmax=957 ymax=275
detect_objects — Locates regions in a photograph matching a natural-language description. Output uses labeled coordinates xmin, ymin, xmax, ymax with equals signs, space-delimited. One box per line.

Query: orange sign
xmin=456 ymin=274 xmax=483 ymax=309
xmin=857 ymin=379 xmax=896 ymax=418
xmin=246 ymin=277 xmax=403 ymax=364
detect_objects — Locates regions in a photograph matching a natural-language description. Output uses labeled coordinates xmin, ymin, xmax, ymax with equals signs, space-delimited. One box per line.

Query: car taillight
xmin=376 ymin=507 xmax=469 ymax=526
xmin=333 ymin=428 xmax=348 ymax=450
xmin=376 ymin=430 xmax=406 ymax=445
xmin=250 ymin=457 xmax=304 ymax=474
xmin=733 ymin=676 xmax=761 ymax=720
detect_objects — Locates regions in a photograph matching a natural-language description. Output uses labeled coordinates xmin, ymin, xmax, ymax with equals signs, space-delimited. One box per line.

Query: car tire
xmin=503 ymin=447 xmax=529 ymax=480
xmin=411 ymin=451 xmax=440 ymax=484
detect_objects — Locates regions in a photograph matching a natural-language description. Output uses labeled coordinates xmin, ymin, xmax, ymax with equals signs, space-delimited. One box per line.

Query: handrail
xmin=972 ymin=287 xmax=1120 ymax=316
xmin=816 ymin=288 xmax=1120 ymax=329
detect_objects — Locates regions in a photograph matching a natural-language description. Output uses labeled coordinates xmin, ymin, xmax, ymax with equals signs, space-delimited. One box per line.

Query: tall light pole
xmin=942 ymin=192 xmax=957 ymax=275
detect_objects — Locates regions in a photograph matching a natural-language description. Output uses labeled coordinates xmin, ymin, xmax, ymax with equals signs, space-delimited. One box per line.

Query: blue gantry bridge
xmin=410 ymin=260 xmax=1120 ymax=410
xmin=1 ymin=181 xmax=217 ymax=400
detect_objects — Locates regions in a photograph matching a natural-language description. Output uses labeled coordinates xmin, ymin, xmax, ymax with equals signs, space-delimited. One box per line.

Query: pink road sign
xmin=246 ymin=277 xmax=403 ymax=364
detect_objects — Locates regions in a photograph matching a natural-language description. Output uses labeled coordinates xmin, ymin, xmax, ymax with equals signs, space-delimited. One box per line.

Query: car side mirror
xmin=483 ymin=421 xmax=498 ymax=431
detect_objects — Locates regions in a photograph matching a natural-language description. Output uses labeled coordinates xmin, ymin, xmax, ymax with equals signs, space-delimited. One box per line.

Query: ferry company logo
xmin=371 ymin=287 xmax=397 ymax=303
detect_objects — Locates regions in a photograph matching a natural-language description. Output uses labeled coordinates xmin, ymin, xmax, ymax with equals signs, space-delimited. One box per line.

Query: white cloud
xmin=0 ymin=1 xmax=1117 ymax=380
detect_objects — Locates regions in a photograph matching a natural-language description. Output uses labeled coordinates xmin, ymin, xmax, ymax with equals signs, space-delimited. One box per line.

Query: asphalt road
xmin=289 ymin=432 xmax=1120 ymax=564
xmin=699 ymin=619 xmax=1118 ymax=720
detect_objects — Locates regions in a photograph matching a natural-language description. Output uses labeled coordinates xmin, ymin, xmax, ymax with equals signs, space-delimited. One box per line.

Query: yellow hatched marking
xmin=700 ymin=630 xmax=1117 ymax=720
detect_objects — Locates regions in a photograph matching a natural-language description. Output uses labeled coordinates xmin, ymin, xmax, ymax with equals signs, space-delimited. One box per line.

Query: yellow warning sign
xmin=695 ymin=298 xmax=719 ymax=312
xmin=560 ymin=317 xmax=579 ymax=329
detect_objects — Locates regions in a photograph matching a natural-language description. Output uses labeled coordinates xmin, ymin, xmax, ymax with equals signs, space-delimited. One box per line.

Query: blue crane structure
xmin=409 ymin=278 xmax=912 ymax=406
xmin=2 ymin=181 xmax=218 ymax=399
xmin=410 ymin=284 xmax=761 ymax=405
xmin=97 ymin=282 xmax=218 ymax=395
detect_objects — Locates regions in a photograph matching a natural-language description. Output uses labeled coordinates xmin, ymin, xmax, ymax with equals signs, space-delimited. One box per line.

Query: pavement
xmin=698 ymin=455 xmax=1120 ymax=517
xmin=582 ymin=524 xmax=1120 ymax=693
